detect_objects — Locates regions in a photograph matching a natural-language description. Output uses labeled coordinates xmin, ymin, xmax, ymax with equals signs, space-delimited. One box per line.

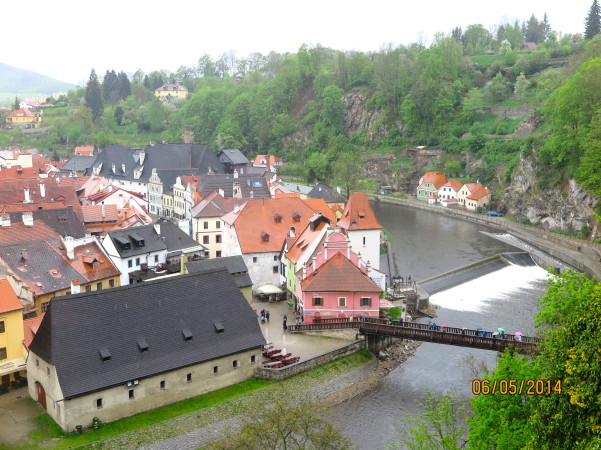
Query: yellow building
xmin=0 ymin=279 xmax=26 ymax=390
xmin=6 ymin=108 xmax=42 ymax=128
xmin=154 ymin=84 xmax=188 ymax=102
xmin=457 ymin=182 xmax=492 ymax=212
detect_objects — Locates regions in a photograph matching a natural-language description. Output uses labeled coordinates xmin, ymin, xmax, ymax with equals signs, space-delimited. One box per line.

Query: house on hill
xmin=154 ymin=84 xmax=188 ymax=101
xmin=417 ymin=171 xmax=447 ymax=202
xmin=458 ymin=182 xmax=491 ymax=211
xmin=26 ymin=270 xmax=265 ymax=432
xmin=6 ymin=109 xmax=42 ymax=128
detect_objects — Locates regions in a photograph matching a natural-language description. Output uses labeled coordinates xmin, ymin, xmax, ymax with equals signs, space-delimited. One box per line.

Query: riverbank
xmin=372 ymin=195 xmax=601 ymax=279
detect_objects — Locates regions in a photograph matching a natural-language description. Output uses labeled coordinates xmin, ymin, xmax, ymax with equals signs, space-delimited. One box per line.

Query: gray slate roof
xmin=155 ymin=219 xmax=205 ymax=254
xmin=186 ymin=256 xmax=252 ymax=288
xmin=196 ymin=174 xmax=270 ymax=199
xmin=105 ymin=224 xmax=167 ymax=258
xmin=307 ymin=183 xmax=346 ymax=203
xmin=0 ymin=239 xmax=83 ymax=294
xmin=280 ymin=182 xmax=312 ymax=195
xmin=60 ymin=155 xmax=97 ymax=173
xmin=218 ymin=149 xmax=250 ymax=165
xmin=8 ymin=208 xmax=85 ymax=238
xmin=29 ymin=269 xmax=266 ymax=399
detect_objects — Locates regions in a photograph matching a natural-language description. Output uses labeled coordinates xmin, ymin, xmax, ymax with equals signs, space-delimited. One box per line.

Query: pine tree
xmin=85 ymin=69 xmax=104 ymax=120
xmin=13 ymin=96 xmax=20 ymax=111
xmin=585 ymin=0 xmax=601 ymax=39
xmin=102 ymin=70 xmax=119 ymax=104
xmin=117 ymin=71 xmax=131 ymax=100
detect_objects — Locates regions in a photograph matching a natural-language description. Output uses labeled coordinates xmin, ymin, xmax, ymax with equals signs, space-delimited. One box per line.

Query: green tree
xmin=332 ymin=152 xmax=361 ymax=198
xmin=117 ymin=71 xmax=131 ymax=100
xmin=585 ymin=0 xmax=601 ymax=40
xmin=320 ymin=85 xmax=345 ymax=131
xmin=514 ymin=72 xmax=530 ymax=98
xmin=468 ymin=350 xmax=540 ymax=449
xmin=102 ymin=69 xmax=119 ymax=104
xmin=209 ymin=395 xmax=353 ymax=450
xmin=146 ymin=98 xmax=166 ymax=132
xmin=443 ymin=160 xmax=462 ymax=176
xmin=463 ymin=24 xmax=493 ymax=53
xmin=499 ymin=39 xmax=512 ymax=55
xmin=390 ymin=390 xmax=469 ymax=449
xmin=84 ymin=69 xmax=104 ymax=120
xmin=114 ymin=106 xmax=124 ymax=126
xmin=528 ymin=272 xmax=601 ymax=448
xmin=13 ymin=96 xmax=20 ymax=111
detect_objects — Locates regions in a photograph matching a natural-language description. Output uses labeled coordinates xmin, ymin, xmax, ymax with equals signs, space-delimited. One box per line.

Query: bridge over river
xmin=289 ymin=318 xmax=541 ymax=354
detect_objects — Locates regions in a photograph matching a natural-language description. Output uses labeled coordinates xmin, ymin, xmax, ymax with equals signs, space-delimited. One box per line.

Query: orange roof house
xmin=253 ymin=155 xmax=284 ymax=169
xmin=458 ymin=182 xmax=492 ymax=211
xmin=75 ymin=146 xmax=94 ymax=156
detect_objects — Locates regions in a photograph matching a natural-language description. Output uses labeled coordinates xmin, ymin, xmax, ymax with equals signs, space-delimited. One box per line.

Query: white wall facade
xmin=27 ymin=348 xmax=261 ymax=432
xmin=347 ymin=229 xmax=381 ymax=271
xmin=101 ymin=236 xmax=166 ymax=285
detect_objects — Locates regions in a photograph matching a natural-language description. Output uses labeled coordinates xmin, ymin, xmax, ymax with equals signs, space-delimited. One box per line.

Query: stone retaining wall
xmin=254 ymin=341 xmax=365 ymax=381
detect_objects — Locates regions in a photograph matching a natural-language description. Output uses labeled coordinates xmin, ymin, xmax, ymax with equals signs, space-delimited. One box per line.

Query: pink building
xmin=296 ymin=230 xmax=381 ymax=323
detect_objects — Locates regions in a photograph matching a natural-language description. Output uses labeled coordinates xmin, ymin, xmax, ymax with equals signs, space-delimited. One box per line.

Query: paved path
xmin=0 ymin=386 xmax=42 ymax=446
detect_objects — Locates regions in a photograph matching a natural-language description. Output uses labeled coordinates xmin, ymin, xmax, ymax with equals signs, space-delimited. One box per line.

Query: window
xmin=128 ymin=259 xmax=133 ymax=268
xmin=216 ymin=235 xmax=222 ymax=243
xmin=85 ymin=285 xmax=92 ymax=292
xmin=216 ymin=251 xmax=222 ymax=257
xmin=129 ymin=389 xmax=135 ymax=399
xmin=47 ymin=367 xmax=50 ymax=375
xmin=360 ymin=297 xmax=372 ymax=307
xmin=129 ymin=278 xmax=134 ymax=285
xmin=135 ymin=257 xmax=140 ymax=266
xmin=187 ymin=373 xmax=192 ymax=382
xmin=0 ymin=348 xmax=7 ymax=360
xmin=41 ymin=301 xmax=50 ymax=313
xmin=313 ymin=297 xmax=323 ymax=307
xmin=233 ymin=360 xmax=239 ymax=368
xmin=213 ymin=365 xmax=219 ymax=374
xmin=273 ymin=266 xmax=278 ymax=273
xmin=160 ymin=380 xmax=165 ymax=389
xmin=155 ymin=255 xmax=159 ymax=263
xmin=338 ymin=297 xmax=347 ymax=307
xmin=203 ymin=221 xmax=209 ymax=229
xmin=97 ymin=398 xmax=103 ymax=409
xmin=216 ymin=221 xmax=221 ymax=229
xmin=251 ymin=355 xmax=256 ymax=364
xmin=253 ymin=257 xmax=257 ymax=263
xmin=203 ymin=235 xmax=209 ymax=244
xmin=362 ymin=237 xmax=366 ymax=246
xmin=0 ymin=321 xmax=4 ymax=333
xmin=109 ymin=279 xmax=115 ymax=288
xmin=96 ymin=282 xmax=102 ymax=290
xmin=36 ymin=358 xmax=39 ymax=367
xmin=205 ymin=252 xmax=210 ymax=258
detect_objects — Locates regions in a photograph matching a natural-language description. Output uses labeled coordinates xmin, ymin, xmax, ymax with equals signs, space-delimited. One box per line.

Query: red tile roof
xmin=81 ymin=205 xmax=118 ymax=223
xmin=0 ymin=220 xmax=60 ymax=244
xmin=303 ymin=199 xmax=337 ymax=222
xmin=74 ymin=146 xmax=94 ymax=156
xmin=420 ymin=171 xmax=448 ymax=189
xmin=50 ymin=241 xmax=121 ymax=282
xmin=0 ymin=279 xmax=23 ymax=313
xmin=224 ymin=198 xmax=316 ymax=253
xmin=337 ymin=192 xmax=382 ymax=231
xmin=253 ymin=155 xmax=283 ymax=166
xmin=442 ymin=180 xmax=463 ymax=192
xmin=23 ymin=315 xmax=44 ymax=351
xmin=0 ymin=166 xmax=41 ymax=180
xmin=8 ymin=108 xmax=35 ymax=118
xmin=286 ymin=217 xmax=330 ymax=264
xmin=301 ymin=252 xmax=380 ymax=293
xmin=191 ymin=191 xmax=246 ymax=218
xmin=467 ymin=185 xmax=491 ymax=200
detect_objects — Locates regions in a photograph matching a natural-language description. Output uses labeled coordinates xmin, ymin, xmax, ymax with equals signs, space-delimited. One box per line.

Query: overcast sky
xmin=4 ymin=0 xmax=594 ymax=85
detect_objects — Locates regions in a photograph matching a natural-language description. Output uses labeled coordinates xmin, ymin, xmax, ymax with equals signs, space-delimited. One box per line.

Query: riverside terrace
xmin=289 ymin=318 xmax=541 ymax=354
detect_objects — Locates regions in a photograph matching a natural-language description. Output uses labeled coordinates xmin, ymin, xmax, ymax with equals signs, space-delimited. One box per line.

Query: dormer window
xmin=292 ymin=213 xmax=300 ymax=223
xmin=130 ymin=233 xmax=145 ymax=247
xmin=261 ymin=232 xmax=270 ymax=243
xmin=274 ymin=214 xmax=282 ymax=224
xmin=137 ymin=338 xmax=149 ymax=352
xmin=182 ymin=328 xmax=193 ymax=341
xmin=99 ymin=348 xmax=111 ymax=362
xmin=358 ymin=210 xmax=366 ymax=218
xmin=115 ymin=235 xmax=131 ymax=249
xmin=214 ymin=321 xmax=224 ymax=333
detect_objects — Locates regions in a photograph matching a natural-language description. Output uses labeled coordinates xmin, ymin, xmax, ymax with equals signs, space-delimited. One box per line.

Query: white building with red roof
xmin=337 ymin=192 xmax=382 ymax=271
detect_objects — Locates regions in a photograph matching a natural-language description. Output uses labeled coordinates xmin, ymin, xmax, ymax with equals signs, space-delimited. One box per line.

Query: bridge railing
xmin=290 ymin=319 xmax=541 ymax=345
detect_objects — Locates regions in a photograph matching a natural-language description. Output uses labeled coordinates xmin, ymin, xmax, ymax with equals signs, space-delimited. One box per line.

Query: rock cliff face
xmin=500 ymin=156 xmax=598 ymax=234
xmin=342 ymin=91 xmax=387 ymax=141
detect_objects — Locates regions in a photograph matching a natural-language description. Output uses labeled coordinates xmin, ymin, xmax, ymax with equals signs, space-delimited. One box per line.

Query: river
xmin=331 ymin=202 xmax=549 ymax=449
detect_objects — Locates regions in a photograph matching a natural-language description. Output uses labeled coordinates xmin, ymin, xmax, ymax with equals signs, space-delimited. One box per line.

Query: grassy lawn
xmin=470 ymin=54 xmax=506 ymax=65
xmin=12 ymin=351 xmax=373 ymax=449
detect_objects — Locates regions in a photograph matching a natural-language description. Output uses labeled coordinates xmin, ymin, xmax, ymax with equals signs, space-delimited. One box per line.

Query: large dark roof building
xmin=27 ymin=269 xmax=265 ymax=431
xmin=196 ymin=174 xmax=270 ymax=199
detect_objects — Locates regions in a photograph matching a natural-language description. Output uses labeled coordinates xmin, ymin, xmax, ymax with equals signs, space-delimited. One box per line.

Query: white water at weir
xmin=429 ymin=264 xmax=550 ymax=313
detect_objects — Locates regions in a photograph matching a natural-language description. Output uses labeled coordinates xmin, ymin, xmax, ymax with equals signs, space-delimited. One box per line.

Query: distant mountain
xmin=0 ymin=62 xmax=75 ymax=97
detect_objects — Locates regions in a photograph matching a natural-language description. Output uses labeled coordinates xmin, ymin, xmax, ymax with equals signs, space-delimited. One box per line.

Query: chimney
xmin=184 ymin=126 xmax=191 ymax=144
xmin=70 ymin=279 xmax=81 ymax=295
xmin=289 ymin=226 xmax=296 ymax=238
xmin=22 ymin=212 xmax=34 ymax=226
xmin=112 ymin=163 xmax=116 ymax=173
xmin=234 ymin=204 xmax=240 ymax=214
xmin=233 ymin=182 xmax=241 ymax=199
xmin=40 ymin=183 xmax=46 ymax=198
xmin=233 ymin=169 xmax=239 ymax=179
xmin=250 ymin=190 xmax=254 ymax=198
xmin=246 ymin=178 xmax=250 ymax=186
xmin=218 ymin=188 xmax=225 ymax=197
xmin=118 ymin=194 xmax=123 ymax=209
xmin=24 ymin=188 xmax=32 ymax=203
xmin=21 ymin=249 xmax=29 ymax=261
xmin=1 ymin=214 xmax=10 ymax=227
xmin=336 ymin=186 xmax=341 ymax=194
xmin=64 ymin=236 xmax=75 ymax=260
xmin=154 ymin=223 xmax=161 ymax=235
xmin=139 ymin=149 xmax=146 ymax=165
xmin=121 ymin=163 xmax=126 ymax=173
xmin=101 ymin=203 xmax=106 ymax=218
